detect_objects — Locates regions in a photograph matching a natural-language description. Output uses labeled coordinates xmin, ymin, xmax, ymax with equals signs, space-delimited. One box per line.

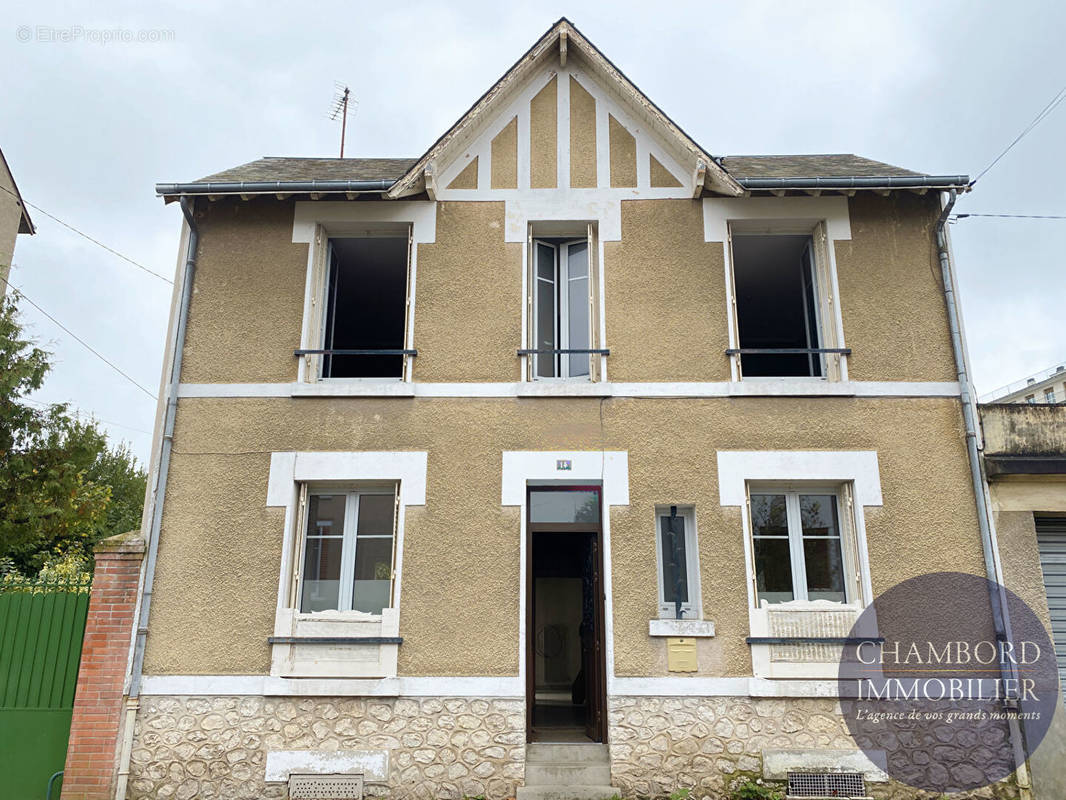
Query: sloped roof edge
xmin=0 ymin=147 xmax=35 ymax=234
xmin=386 ymin=17 xmax=743 ymax=199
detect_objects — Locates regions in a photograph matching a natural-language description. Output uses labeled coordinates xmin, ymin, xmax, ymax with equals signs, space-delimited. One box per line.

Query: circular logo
xmin=837 ymin=572 xmax=1059 ymax=793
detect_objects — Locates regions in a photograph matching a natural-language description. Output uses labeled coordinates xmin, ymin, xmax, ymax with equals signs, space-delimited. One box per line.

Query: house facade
xmin=0 ymin=146 xmax=35 ymax=293
xmin=114 ymin=19 xmax=1034 ymax=800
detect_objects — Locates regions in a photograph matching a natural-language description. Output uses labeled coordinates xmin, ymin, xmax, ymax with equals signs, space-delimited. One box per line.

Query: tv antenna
xmin=329 ymin=83 xmax=355 ymax=157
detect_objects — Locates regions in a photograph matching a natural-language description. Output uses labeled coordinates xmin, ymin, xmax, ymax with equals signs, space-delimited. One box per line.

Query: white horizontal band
xmin=178 ymin=380 xmax=961 ymax=400
xmin=140 ymin=673 xmax=844 ymax=699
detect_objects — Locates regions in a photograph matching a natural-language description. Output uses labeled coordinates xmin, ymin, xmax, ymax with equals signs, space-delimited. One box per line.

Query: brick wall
xmin=61 ymin=531 xmax=144 ymax=800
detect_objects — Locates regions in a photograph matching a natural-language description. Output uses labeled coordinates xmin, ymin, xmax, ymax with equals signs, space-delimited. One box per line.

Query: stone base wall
xmin=128 ymin=696 xmax=525 ymax=800
xmin=608 ymin=696 xmax=1020 ymax=800
xmin=130 ymin=693 xmax=1021 ymax=800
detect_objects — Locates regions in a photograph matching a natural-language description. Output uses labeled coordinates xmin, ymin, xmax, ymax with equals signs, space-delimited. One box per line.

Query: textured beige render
xmin=446 ymin=157 xmax=478 ymax=190
xmin=0 ymin=161 xmax=23 ymax=291
xmin=569 ymin=75 xmax=597 ymax=188
xmin=835 ymin=193 xmax=957 ymax=382
xmin=410 ymin=202 xmax=523 ymax=382
xmin=609 ymin=114 xmax=637 ymax=188
xmin=143 ymin=395 xmax=981 ymax=677
xmin=649 ymin=154 xmax=681 ymax=188
xmin=529 ymin=75 xmax=557 ymax=189
xmin=490 ymin=117 xmax=518 ymax=190
xmin=179 ymin=200 xmax=307 ymax=384
xmin=128 ymin=695 xmax=526 ymax=800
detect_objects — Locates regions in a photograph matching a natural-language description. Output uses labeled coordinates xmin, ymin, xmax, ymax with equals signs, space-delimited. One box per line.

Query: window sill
xmin=727 ymin=378 xmax=854 ymax=397
xmin=271 ymin=607 xmax=400 ymax=679
xmin=649 ymin=619 xmax=715 ymax=638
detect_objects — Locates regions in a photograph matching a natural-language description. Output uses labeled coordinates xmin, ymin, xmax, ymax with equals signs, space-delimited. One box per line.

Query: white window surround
xmin=266 ymin=451 xmax=427 ymax=679
xmin=718 ymin=450 xmax=881 ymax=680
xmin=292 ymin=202 xmax=437 ymax=386
xmin=265 ymin=750 xmax=389 ymax=784
xmin=501 ymin=450 xmax=628 ymax=694
xmin=653 ymin=505 xmax=701 ymax=620
xmin=703 ymin=196 xmax=851 ymax=383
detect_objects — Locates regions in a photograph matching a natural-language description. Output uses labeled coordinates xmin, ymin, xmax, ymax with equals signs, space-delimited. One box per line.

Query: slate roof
xmin=160 ymin=153 xmax=965 ymax=196
xmin=196 ymin=157 xmax=418 ymax=184
xmin=719 ymin=154 xmax=924 ymax=179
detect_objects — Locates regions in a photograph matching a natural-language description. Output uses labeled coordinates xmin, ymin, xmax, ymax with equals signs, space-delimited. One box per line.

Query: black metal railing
xmin=294 ymin=348 xmax=417 ymax=357
xmin=517 ymin=348 xmax=610 ymax=356
xmin=725 ymin=347 xmax=851 ymax=356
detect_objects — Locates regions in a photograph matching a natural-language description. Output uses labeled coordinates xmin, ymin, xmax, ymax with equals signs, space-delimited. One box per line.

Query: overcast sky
xmin=2 ymin=1 xmax=1064 ymax=464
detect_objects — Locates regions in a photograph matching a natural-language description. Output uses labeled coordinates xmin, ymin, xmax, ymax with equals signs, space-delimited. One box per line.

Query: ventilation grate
xmin=288 ymin=773 xmax=364 ymax=799
xmin=787 ymin=771 xmax=866 ymax=798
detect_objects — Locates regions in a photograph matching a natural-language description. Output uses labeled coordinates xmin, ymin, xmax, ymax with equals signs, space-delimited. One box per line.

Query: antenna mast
xmin=329 ymin=84 xmax=354 ymax=157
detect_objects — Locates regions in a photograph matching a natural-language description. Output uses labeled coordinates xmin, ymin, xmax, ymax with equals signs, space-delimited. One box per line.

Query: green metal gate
xmin=0 ymin=576 xmax=91 ymax=799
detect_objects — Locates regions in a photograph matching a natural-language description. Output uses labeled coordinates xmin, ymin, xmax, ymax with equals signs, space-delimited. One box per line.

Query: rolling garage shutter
xmin=1036 ymin=516 xmax=1066 ymax=694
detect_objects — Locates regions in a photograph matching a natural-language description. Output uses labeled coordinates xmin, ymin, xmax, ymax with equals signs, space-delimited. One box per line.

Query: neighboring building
xmin=0 ymin=146 xmax=35 ymax=293
xmin=981 ymin=363 xmax=1066 ymax=406
xmin=981 ymin=403 xmax=1066 ymax=800
xmin=71 ymin=18 xmax=1039 ymax=800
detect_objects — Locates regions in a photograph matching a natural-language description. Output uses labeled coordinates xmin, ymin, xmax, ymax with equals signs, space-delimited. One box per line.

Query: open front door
xmin=527 ymin=486 xmax=606 ymax=743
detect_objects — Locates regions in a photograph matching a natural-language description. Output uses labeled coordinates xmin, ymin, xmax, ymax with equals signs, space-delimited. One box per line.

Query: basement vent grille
xmin=288 ymin=773 xmax=364 ymax=799
xmin=787 ymin=771 xmax=866 ymax=798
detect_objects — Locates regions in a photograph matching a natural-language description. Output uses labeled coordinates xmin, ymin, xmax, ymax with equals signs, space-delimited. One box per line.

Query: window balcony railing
xmin=724 ymin=347 xmax=851 ymax=356
xmin=516 ymin=348 xmax=610 ymax=357
xmin=294 ymin=349 xmax=418 ymax=357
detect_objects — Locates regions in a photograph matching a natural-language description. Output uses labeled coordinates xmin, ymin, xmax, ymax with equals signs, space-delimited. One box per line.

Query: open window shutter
xmin=838 ymin=482 xmax=862 ymax=604
xmin=725 ymin=224 xmax=742 ymax=380
xmin=289 ymin=484 xmax=309 ymax=609
xmin=388 ymin=487 xmax=401 ymax=608
xmin=743 ymin=485 xmax=758 ymax=604
xmin=812 ymin=221 xmax=843 ymax=380
xmin=587 ymin=222 xmax=599 ymax=381
xmin=402 ymin=224 xmax=414 ymax=381
xmin=525 ymin=223 xmax=535 ymax=382
xmin=305 ymin=224 xmax=329 ymax=382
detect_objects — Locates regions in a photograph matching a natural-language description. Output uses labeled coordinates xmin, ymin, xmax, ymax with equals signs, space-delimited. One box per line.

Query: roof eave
xmin=155 ymin=179 xmax=396 ymax=200
xmin=738 ymin=175 xmax=971 ymax=191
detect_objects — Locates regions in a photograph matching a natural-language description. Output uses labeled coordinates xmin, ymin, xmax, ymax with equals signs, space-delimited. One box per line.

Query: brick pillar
xmin=61 ymin=531 xmax=145 ymax=800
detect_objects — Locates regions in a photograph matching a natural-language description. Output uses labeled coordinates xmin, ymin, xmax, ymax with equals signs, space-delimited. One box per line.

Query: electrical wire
xmin=952 ymin=213 xmax=1066 ymax=220
xmin=1 ymin=271 xmax=157 ymax=400
xmin=0 ymin=183 xmax=173 ymax=284
xmin=971 ymin=83 xmax=1066 ymax=185
xmin=22 ymin=398 xmax=154 ymax=436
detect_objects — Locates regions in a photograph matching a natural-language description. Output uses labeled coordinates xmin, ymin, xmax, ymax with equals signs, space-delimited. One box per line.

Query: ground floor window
xmin=655 ymin=505 xmax=699 ymax=618
xmin=300 ymin=487 xmax=397 ymax=614
xmin=750 ymin=490 xmax=847 ymax=605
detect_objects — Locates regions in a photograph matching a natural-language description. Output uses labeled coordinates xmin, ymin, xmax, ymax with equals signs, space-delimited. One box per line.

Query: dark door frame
xmin=525 ymin=485 xmax=607 ymax=743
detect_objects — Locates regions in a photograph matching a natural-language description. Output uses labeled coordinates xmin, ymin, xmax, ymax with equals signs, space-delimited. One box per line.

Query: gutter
xmin=127 ymin=195 xmax=199 ymax=699
xmin=739 ymin=175 xmax=970 ymax=190
xmin=155 ymin=179 xmax=395 ymax=197
xmin=935 ymin=190 xmax=1032 ymax=798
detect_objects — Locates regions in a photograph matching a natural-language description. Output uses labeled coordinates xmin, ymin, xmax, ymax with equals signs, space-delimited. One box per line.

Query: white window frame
xmin=747 ymin=486 xmax=854 ymax=606
xmin=653 ymin=505 xmax=700 ymax=619
xmin=266 ymin=450 xmax=427 ymax=679
xmin=532 ymin=236 xmax=593 ymax=381
xmin=298 ymin=485 xmax=398 ymax=615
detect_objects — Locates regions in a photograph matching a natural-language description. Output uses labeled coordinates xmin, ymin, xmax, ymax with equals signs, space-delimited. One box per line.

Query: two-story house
xmin=114 ymin=18 xmax=1032 ymax=800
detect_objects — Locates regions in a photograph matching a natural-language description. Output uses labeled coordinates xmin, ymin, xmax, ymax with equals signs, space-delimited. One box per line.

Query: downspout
xmin=114 ymin=195 xmax=198 ymax=799
xmin=935 ymin=190 xmax=1031 ymax=797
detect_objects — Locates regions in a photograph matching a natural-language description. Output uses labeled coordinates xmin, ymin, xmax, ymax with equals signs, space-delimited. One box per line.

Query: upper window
xmin=300 ymin=487 xmax=397 ymax=615
xmin=1045 ymin=389 xmax=1056 ymax=403
xmin=533 ymin=238 xmax=591 ymax=380
xmin=749 ymin=490 xmax=848 ymax=605
xmin=655 ymin=506 xmax=699 ymax=619
xmin=320 ymin=237 xmax=408 ymax=379
xmin=732 ymin=234 xmax=823 ymax=377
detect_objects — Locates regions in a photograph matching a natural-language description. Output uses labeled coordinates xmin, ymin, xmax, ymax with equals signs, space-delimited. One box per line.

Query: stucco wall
xmin=144 ymin=395 xmax=982 ymax=678
xmin=179 ymin=200 xmax=307 ymax=384
xmin=569 ymin=76 xmax=597 ymax=188
xmin=835 ymin=193 xmax=956 ymax=382
xmin=411 ymin=202 xmax=523 ymax=382
xmin=529 ymin=76 xmax=557 ymax=189
xmin=609 ymin=115 xmax=636 ymax=188
xmin=490 ymin=117 xmax=518 ymax=190
xmin=171 ymin=195 xmax=956 ymax=387
xmin=604 ymin=199 xmax=731 ymax=382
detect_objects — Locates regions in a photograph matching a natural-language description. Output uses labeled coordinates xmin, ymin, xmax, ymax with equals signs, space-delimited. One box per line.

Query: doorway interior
xmin=527 ymin=486 xmax=606 ymax=743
